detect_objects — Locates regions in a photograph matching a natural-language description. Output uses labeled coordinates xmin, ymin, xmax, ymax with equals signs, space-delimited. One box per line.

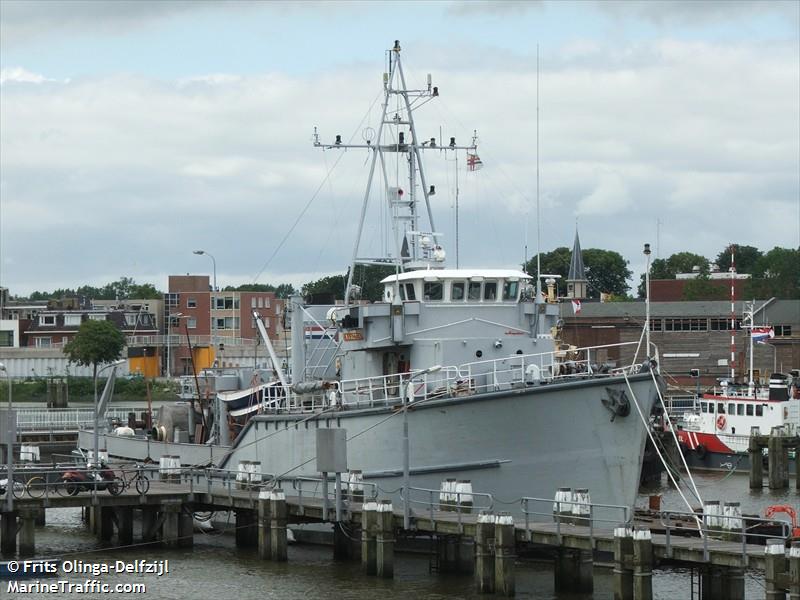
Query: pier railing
xmin=15 ymin=406 xmax=145 ymax=432
xmin=3 ymin=464 xmax=794 ymax=562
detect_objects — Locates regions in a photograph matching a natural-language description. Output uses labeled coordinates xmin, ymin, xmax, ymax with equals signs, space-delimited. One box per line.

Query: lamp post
xmin=643 ymin=243 xmax=652 ymax=357
xmin=0 ymin=363 xmax=12 ymax=511
xmin=93 ymin=360 xmax=125 ymax=468
xmin=193 ymin=250 xmax=217 ymax=292
xmin=403 ymin=364 xmax=442 ymax=529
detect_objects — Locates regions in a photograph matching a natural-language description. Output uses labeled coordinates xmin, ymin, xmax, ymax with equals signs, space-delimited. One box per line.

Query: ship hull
xmin=83 ymin=372 xmax=658 ymax=514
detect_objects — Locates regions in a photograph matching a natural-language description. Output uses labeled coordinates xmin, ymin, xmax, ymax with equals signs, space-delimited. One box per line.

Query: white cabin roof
xmin=381 ymin=269 xmax=531 ymax=284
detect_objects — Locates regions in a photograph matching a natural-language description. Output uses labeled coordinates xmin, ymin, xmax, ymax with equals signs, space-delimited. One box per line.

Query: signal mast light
xmin=449 ymin=137 xmax=456 ymax=147
xmin=335 ymin=135 xmax=342 ymax=145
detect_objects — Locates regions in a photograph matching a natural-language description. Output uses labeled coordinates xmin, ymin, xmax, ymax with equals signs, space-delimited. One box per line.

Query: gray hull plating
xmin=220 ymin=372 xmax=657 ymax=513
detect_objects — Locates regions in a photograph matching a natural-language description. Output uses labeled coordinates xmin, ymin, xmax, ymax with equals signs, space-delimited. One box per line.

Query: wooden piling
xmin=258 ymin=490 xmax=272 ymax=560
xmin=361 ymin=502 xmax=377 ymax=575
xmin=0 ymin=511 xmax=15 ymax=556
xmin=270 ymin=489 xmax=288 ymax=562
xmin=18 ymin=507 xmax=35 ymax=557
xmin=765 ymin=538 xmax=788 ymax=600
xmin=749 ymin=434 xmax=763 ymax=489
xmin=632 ymin=529 xmax=653 ymax=600
xmin=235 ymin=509 xmax=257 ymax=548
xmin=375 ymin=500 xmax=394 ymax=578
xmin=162 ymin=503 xmax=180 ymax=549
xmin=141 ymin=507 xmax=159 ymax=543
xmin=725 ymin=567 xmax=745 ymax=600
xmin=788 ymin=541 xmax=799 ymax=600
xmin=117 ymin=507 xmax=134 ymax=546
xmin=494 ymin=513 xmax=516 ymax=597
xmin=98 ymin=506 xmax=114 ymax=543
xmin=768 ymin=428 xmax=789 ymax=490
xmin=613 ymin=526 xmax=633 ymax=600
xmin=475 ymin=511 xmax=495 ymax=594
xmin=178 ymin=509 xmax=193 ymax=548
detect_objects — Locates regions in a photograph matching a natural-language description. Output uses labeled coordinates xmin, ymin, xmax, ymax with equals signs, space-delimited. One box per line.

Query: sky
xmin=1 ymin=0 xmax=798 ymax=297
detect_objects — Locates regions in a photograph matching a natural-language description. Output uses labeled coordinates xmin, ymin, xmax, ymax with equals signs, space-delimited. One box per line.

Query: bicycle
xmin=1 ymin=475 xmax=47 ymax=499
xmin=121 ymin=464 xmax=150 ymax=495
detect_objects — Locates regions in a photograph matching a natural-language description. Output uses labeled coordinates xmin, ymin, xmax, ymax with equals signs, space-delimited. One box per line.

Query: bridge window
xmin=737 ymin=404 xmax=744 ymax=415
xmin=405 ymin=283 xmax=416 ymax=301
xmin=728 ymin=403 xmax=735 ymax=415
xmin=468 ymin=281 xmax=482 ymax=301
xmin=451 ymin=281 xmax=465 ymax=301
xmin=502 ymin=281 xmax=519 ymax=301
xmin=755 ymin=405 xmax=763 ymax=417
xmin=717 ymin=403 xmax=725 ymax=414
xmin=746 ymin=404 xmax=754 ymax=416
xmin=424 ymin=281 xmax=443 ymax=301
xmin=484 ymin=281 xmax=497 ymax=301
xmin=700 ymin=402 xmax=708 ymax=413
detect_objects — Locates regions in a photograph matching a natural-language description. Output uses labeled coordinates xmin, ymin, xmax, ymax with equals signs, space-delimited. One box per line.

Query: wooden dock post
xmin=789 ymin=541 xmax=800 ymax=600
xmin=724 ymin=567 xmax=745 ymax=600
xmin=162 ymin=502 xmax=180 ymax=549
xmin=749 ymin=432 xmax=763 ymax=489
xmin=632 ymin=529 xmax=653 ymax=600
xmin=768 ymin=427 xmax=789 ymax=490
xmin=361 ymin=501 xmax=377 ymax=575
xmin=613 ymin=526 xmax=634 ymax=600
xmin=18 ymin=507 xmax=36 ymax=557
xmin=257 ymin=490 xmax=272 ymax=560
xmin=178 ymin=508 xmax=193 ymax=548
xmin=235 ymin=509 xmax=257 ymax=548
xmin=765 ymin=538 xmax=788 ymax=600
xmin=270 ymin=489 xmax=288 ymax=562
xmin=375 ymin=500 xmax=394 ymax=578
xmin=117 ymin=507 xmax=134 ymax=546
xmin=0 ymin=511 xmax=16 ymax=557
xmin=141 ymin=507 xmax=159 ymax=543
xmin=494 ymin=513 xmax=515 ymax=597
xmin=475 ymin=511 xmax=495 ymax=594
xmin=98 ymin=506 xmax=114 ymax=543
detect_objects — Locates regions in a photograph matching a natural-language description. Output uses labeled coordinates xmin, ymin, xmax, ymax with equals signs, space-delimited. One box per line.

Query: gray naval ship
xmin=82 ymin=41 xmax=661 ymax=512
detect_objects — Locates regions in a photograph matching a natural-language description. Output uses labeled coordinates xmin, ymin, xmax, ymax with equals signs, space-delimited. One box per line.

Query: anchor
xmin=601 ymin=387 xmax=631 ymax=421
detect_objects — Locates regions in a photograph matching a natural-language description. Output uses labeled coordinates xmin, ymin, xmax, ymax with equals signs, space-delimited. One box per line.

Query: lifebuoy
xmin=716 ymin=415 xmax=726 ymax=430
xmin=695 ymin=444 xmax=707 ymax=459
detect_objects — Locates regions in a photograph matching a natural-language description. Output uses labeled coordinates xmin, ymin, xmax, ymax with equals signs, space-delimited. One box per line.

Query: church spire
xmin=566 ymin=229 xmax=587 ymax=299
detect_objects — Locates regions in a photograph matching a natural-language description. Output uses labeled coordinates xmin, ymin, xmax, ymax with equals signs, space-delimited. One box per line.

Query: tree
xmin=302 ymin=265 xmax=396 ymax=302
xmin=302 ymin=274 xmax=347 ymax=300
xmin=63 ymin=320 xmax=126 ymax=386
xmin=715 ymin=245 xmax=763 ymax=275
xmin=637 ymin=251 xmax=710 ymax=297
xmin=582 ymin=249 xmax=632 ymax=298
xmin=274 ymin=283 xmax=297 ymax=299
xmin=745 ymin=247 xmax=800 ymax=299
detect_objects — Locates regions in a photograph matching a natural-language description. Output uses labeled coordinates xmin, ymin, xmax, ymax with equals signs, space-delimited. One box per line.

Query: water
xmin=4 ymin=473 xmax=797 ymax=599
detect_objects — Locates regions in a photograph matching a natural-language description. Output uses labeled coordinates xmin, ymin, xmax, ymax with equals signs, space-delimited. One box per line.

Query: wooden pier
xmin=1 ymin=470 xmax=798 ymax=599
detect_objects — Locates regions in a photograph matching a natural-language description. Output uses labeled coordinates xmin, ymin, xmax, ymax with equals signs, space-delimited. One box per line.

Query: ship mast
xmin=313 ymin=40 xmax=477 ymax=304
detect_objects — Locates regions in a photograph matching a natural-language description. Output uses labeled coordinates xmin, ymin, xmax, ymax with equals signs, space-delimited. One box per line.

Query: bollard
xmin=571 ymin=488 xmax=591 ymax=527
xmin=361 ymin=501 xmax=378 ymax=575
xmin=375 ymin=500 xmax=394 ymax=578
xmin=632 ymin=529 xmax=653 ymax=600
xmin=236 ymin=461 xmax=251 ymax=490
xmin=703 ymin=500 xmax=721 ymax=534
xmin=440 ymin=479 xmax=457 ymax=512
xmin=789 ymin=541 xmax=799 ymax=600
xmin=456 ymin=480 xmax=473 ymax=514
xmin=613 ymin=526 xmax=634 ymax=600
xmin=494 ymin=513 xmax=515 ymax=597
xmin=721 ymin=502 xmax=742 ymax=541
xmin=270 ymin=489 xmax=288 ymax=561
xmin=258 ymin=490 xmax=272 ymax=560
xmin=348 ymin=470 xmax=364 ymax=504
xmin=749 ymin=432 xmax=763 ymax=489
xmin=765 ymin=538 xmax=788 ymax=600
xmin=553 ymin=487 xmax=572 ymax=524
xmin=475 ymin=511 xmax=495 ymax=594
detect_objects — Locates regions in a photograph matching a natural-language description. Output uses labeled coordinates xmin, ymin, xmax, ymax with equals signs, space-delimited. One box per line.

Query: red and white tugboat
xmin=676 ymin=372 xmax=800 ymax=471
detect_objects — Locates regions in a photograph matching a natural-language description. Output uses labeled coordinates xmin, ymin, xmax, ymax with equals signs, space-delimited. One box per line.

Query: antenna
xmin=535 ymin=44 xmax=541 ymax=296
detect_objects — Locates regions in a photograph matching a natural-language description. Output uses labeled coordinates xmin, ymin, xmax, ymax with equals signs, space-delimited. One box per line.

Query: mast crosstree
xmin=313 ymin=40 xmax=477 ymax=303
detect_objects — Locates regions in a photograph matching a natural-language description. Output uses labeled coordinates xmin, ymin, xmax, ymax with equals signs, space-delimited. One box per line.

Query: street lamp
xmin=193 ymin=250 xmax=217 ymax=292
xmin=0 ymin=363 xmax=12 ymax=511
xmin=93 ymin=360 xmax=125 ymax=469
xmin=403 ymin=365 xmax=442 ymax=529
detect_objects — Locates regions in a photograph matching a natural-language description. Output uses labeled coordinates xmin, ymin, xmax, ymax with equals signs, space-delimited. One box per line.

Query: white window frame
xmin=39 ymin=315 xmax=56 ymax=326
xmin=64 ymin=314 xmax=82 ymax=326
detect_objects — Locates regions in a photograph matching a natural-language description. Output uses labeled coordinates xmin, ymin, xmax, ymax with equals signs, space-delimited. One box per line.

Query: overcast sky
xmin=1 ymin=0 xmax=798 ymax=296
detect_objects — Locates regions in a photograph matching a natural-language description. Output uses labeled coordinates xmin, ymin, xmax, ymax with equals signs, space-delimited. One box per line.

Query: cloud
xmin=0 ymin=66 xmax=54 ymax=84
xmin=0 ymin=36 xmax=797 ymax=295
xmin=595 ymin=0 xmax=800 ymax=27
xmin=446 ymin=0 xmax=544 ymax=16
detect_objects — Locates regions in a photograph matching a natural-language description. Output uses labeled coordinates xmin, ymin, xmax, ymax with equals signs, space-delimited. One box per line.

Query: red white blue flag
xmin=751 ymin=327 xmax=774 ymax=344
xmin=571 ymin=299 xmax=582 ymax=315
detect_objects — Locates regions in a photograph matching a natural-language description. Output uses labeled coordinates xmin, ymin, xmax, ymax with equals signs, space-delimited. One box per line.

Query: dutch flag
xmin=751 ymin=327 xmax=774 ymax=344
